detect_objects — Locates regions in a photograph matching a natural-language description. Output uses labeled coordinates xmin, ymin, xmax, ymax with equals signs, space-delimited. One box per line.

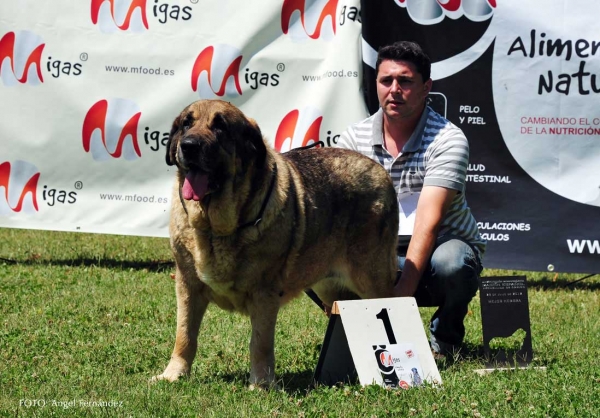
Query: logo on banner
xmin=362 ymin=0 xmax=496 ymax=78
xmin=191 ymin=45 xmax=282 ymax=98
xmin=0 ymin=161 xmax=40 ymax=214
xmin=274 ymin=107 xmax=323 ymax=152
xmin=191 ymin=45 xmax=243 ymax=98
xmin=281 ymin=0 xmax=338 ymax=41
xmin=0 ymin=30 xmax=85 ymax=86
xmin=82 ymin=99 xmax=170 ymax=159
xmin=393 ymin=0 xmax=495 ymax=24
xmin=82 ymin=99 xmax=143 ymax=161
xmin=0 ymin=161 xmax=79 ymax=213
xmin=0 ymin=31 xmax=45 ymax=86
xmin=91 ymin=0 xmax=194 ymax=33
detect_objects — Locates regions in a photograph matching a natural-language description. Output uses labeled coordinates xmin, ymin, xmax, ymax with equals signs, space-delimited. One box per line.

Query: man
xmin=337 ymin=41 xmax=486 ymax=358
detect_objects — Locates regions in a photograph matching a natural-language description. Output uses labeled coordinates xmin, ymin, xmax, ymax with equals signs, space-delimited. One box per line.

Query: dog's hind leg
xmin=153 ymin=266 xmax=209 ymax=382
xmin=246 ymin=290 xmax=280 ymax=389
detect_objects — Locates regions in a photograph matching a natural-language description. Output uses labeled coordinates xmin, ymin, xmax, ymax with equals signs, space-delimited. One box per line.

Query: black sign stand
xmin=312 ymin=309 xmax=358 ymax=386
xmin=479 ymin=276 xmax=533 ymax=367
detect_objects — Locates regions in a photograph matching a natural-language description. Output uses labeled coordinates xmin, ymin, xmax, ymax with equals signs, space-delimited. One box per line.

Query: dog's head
xmin=166 ymin=100 xmax=266 ymax=203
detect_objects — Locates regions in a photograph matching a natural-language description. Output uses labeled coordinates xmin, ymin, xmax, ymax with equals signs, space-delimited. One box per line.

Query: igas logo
xmin=281 ymin=0 xmax=338 ymax=42
xmin=0 ymin=31 xmax=84 ymax=86
xmin=82 ymin=98 xmax=169 ymax=161
xmin=274 ymin=107 xmax=341 ymax=152
xmin=91 ymin=0 xmax=193 ymax=33
xmin=275 ymin=107 xmax=322 ymax=152
xmin=0 ymin=161 xmax=77 ymax=215
xmin=373 ymin=345 xmax=395 ymax=374
xmin=275 ymin=107 xmax=342 ymax=152
xmin=0 ymin=161 xmax=40 ymax=214
xmin=394 ymin=0 xmax=495 ymax=23
xmin=191 ymin=44 xmax=281 ymax=99
xmin=0 ymin=31 xmax=44 ymax=86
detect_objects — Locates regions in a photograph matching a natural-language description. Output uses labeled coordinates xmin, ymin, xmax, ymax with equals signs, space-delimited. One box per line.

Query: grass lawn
xmin=1 ymin=228 xmax=599 ymax=417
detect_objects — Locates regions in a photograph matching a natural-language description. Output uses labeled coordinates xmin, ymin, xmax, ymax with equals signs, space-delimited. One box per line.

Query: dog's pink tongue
xmin=182 ymin=171 xmax=208 ymax=201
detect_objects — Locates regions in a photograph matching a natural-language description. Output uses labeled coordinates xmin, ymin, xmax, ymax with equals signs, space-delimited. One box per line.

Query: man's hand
xmin=393 ymin=185 xmax=457 ymax=297
xmin=393 ymin=271 xmax=420 ymax=297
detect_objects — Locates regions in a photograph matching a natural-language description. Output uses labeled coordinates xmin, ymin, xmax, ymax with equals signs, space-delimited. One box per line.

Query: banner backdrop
xmin=361 ymin=0 xmax=600 ymax=273
xmin=0 ymin=0 xmax=366 ymax=237
xmin=1 ymin=1 xmax=599 ymax=273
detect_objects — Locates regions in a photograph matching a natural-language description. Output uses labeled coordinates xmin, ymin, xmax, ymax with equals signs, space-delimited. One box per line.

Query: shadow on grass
xmin=3 ymin=257 xmax=175 ymax=273
xmin=521 ymin=276 xmax=600 ymax=291
xmin=5 ymin=255 xmax=598 ymax=290
xmin=459 ymin=342 xmax=556 ymax=369
xmin=199 ymin=369 xmax=318 ymax=394
xmin=280 ymin=370 xmax=319 ymax=393
xmin=482 ymin=273 xmax=600 ymax=291
xmin=169 ymin=348 xmax=557 ymax=394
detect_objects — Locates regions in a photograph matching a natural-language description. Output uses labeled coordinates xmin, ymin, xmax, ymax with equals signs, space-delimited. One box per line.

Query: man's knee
xmin=430 ymin=240 xmax=480 ymax=298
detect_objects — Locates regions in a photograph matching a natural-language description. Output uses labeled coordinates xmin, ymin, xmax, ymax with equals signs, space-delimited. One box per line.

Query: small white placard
xmin=373 ymin=342 xmax=425 ymax=389
xmin=398 ymin=192 xmax=420 ymax=235
xmin=336 ymin=297 xmax=441 ymax=387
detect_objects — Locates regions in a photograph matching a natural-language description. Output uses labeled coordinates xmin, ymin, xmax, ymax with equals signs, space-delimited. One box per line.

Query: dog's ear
xmin=212 ymin=110 xmax=266 ymax=167
xmin=245 ymin=117 xmax=267 ymax=167
xmin=165 ymin=115 xmax=180 ymax=166
xmin=211 ymin=112 xmax=236 ymax=155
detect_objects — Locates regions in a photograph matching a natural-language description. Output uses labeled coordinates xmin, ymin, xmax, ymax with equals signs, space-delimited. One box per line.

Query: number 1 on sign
xmin=376 ymin=308 xmax=397 ymax=344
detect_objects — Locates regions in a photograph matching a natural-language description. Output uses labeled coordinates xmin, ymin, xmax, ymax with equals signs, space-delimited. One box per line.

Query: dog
xmin=153 ymin=99 xmax=399 ymax=387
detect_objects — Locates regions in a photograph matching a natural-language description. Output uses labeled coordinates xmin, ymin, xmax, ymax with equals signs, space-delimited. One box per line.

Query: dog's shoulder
xmin=282 ymin=147 xmax=391 ymax=189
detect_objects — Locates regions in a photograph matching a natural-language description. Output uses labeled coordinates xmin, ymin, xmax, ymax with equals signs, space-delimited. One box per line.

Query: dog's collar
xmin=178 ymin=163 xmax=278 ymax=231
xmin=238 ymin=163 xmax=277 ymax=230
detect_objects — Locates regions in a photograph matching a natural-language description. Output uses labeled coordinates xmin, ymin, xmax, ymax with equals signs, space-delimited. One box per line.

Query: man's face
xmin=376 ymin=59 xmax=432 ymax=122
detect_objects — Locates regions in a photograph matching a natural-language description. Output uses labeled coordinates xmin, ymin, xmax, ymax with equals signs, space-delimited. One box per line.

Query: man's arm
xmin=393 ymin=185 xmax=457 ymax=297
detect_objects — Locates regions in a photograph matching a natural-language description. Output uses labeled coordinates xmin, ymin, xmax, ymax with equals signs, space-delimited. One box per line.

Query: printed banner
xmin=0 ymin=0 xmax=366 ymax=237
xmin=2 ymin=1 xmax=599 ymax=273
xmin=361 ymin=0 xmax=600 ymax=273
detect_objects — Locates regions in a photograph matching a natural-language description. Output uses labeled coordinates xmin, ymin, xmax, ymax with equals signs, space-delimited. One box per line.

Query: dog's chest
xmin=195 ymin=238 xmax=244 ymax=291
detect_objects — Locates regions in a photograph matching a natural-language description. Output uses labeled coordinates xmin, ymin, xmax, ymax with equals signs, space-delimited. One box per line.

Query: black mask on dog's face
xmin=166 ymin=100 xmax=270 ymax=205
xmin=165 ymin=100 xmax=267 ymax=171
xmin=169 ymin=112 xmax=223 ymax=202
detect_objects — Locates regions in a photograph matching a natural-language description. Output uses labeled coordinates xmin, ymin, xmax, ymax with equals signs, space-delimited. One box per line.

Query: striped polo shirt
xmin=337 ymin=106 xmax=486 ymax=258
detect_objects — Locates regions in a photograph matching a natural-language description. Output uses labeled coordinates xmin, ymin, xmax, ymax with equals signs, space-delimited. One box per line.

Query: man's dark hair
xmin=375 ymin=41 xmax=431 ymax=81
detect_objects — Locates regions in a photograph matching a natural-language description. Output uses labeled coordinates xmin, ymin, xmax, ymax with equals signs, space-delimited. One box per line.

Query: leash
xmin=286 ymin=141 xmax=324 ymax=152
xmin=178 ymin=185 xmax=189 ymax=216
xmin=237 ymin=164 xmax=278 ymax=229
xmin=237 ymin=139 xmax=325 ymax=228
xmin=237 ymin=141 xmax=323 ymax=228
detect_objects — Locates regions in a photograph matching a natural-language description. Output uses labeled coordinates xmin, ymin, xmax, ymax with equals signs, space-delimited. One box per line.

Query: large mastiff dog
xmin=154 ymin=100 xmax=399 ymax=387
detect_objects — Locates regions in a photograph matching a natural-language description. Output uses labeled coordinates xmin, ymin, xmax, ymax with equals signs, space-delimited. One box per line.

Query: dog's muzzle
xmin=178 ymin=137 xmax=200 ymax=169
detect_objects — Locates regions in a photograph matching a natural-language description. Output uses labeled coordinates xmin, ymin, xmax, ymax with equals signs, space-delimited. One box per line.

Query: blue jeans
xmin=397 ymin=235 xmax=482 ymax=355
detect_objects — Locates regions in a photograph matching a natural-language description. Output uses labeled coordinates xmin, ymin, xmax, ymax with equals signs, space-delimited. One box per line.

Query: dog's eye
xmin=182 ymin=123 xmax=190 ymax=133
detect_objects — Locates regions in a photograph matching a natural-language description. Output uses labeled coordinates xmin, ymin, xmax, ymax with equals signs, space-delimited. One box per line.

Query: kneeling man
xmin=337 ymin=41 xmax=486 ymax=358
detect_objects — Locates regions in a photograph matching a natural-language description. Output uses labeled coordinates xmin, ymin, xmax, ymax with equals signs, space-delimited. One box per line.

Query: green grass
xmin=1 ymin=228 xmax=599 ymax=417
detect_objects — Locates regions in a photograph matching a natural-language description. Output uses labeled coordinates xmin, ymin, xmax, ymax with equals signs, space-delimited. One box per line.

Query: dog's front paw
xmin=248 ymin=371 xmax=281 ymax=391
xmin=248 ymin=381 xmax=282 ymax=391
xmin=150 ymin=371 xmax=185 ymax=383
xmin=150 ymin=359 xmax=190 ymax=383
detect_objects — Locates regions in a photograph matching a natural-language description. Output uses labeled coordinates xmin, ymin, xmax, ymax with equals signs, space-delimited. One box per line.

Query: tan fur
xmin=153 ymin=100 xmax=399 ymax=386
